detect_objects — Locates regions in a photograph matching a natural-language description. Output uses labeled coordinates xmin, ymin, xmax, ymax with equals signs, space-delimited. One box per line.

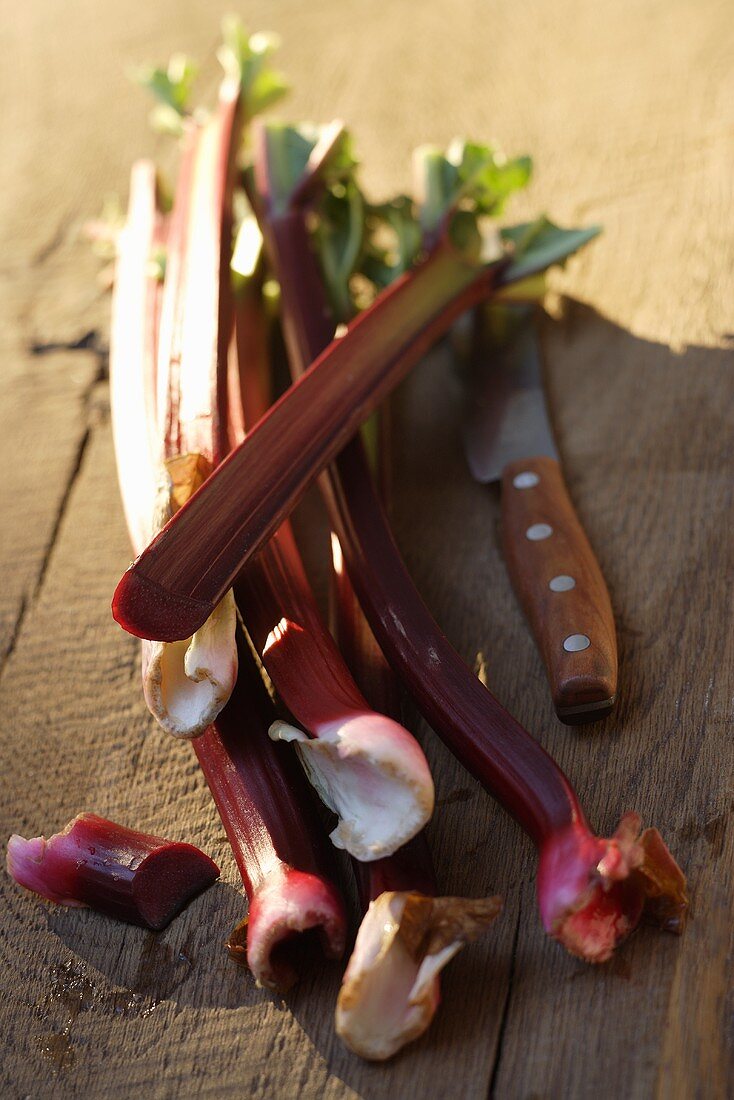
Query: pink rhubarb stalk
xmin=109 ymin=83 xmax=242 ymax=740
xmin=332 ymin=465 xmax=500 ymax=1061
xmin=110 ymin=157 xmax=347 ymax=985
xmin=7 ymin=814 xmax=219 ymax=930
xmin=222 ymin=253 xmax=434 ymax=862
xmin=195 ymin=631 xmax=346 ymax=991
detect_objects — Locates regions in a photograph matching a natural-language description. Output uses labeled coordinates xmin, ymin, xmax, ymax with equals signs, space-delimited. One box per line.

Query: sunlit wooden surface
xmin=1 ymin=2 xmax=732 ymax=1096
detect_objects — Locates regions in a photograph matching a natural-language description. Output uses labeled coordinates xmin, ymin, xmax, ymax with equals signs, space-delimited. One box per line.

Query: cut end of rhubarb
xmin=142 ymin=590 xmax=238 ymax=738
xmin=132 ymin=843 xmax=221 ymax=930
xmin=227 ymin=867 xmax=346 ymax=992
xmin=7 ymin=813 xmax=220 ymax=930
xmin=538 ymin=813 xmax=688 ymax=963
xmin=336 ymin=891 xmax=501 ymax=1061
xmin=269 ymin=713 xmax=435 ymax=862
xmin=112 ymin=566 xmax=212 ymax=643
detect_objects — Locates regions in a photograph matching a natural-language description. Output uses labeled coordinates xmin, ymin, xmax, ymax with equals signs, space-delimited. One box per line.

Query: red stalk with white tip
xmin=225 ymin=239 xmax=434 ymax=863
xmin=109 ymin=94 xmax=347 ymax=986
xmin=330 ymin=417 xmax=501 ymax=1061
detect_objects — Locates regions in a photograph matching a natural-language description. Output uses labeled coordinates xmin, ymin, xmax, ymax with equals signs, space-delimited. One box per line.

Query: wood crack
xmin=487 ymin=892 xmax=522 ymax=1099
xmin=0 ymin=333 xmax=107 ymax=681
xmin=1 ymin=595 xmax=27 ymax=668
xmin=30 ymin=210 xmax=74 ymax=267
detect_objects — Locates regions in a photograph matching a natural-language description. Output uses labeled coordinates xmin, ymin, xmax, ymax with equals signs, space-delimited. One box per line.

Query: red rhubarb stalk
xmin=250 ymin=131 xmax=688 ymax=963
xmin=195 ymin=631 xmax=346 ymax=991
xmin=332 ymin=439 xmax=501 ymax=1061
xmin=111 ymin=231 xmax=502 ymax=642
xmin=7 ymin=814 xmax=219 ymax=931
xmin=228 ymin=269 xmax=434 ymax=861
xmin=110 ymin=114 xmax=347 ymax=985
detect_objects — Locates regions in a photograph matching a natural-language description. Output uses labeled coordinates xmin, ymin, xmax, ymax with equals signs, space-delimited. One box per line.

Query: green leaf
xmin=315 ymin=181 xmax=365 ymax=320
xmin=358 ymin=195 xmax=422 ymax=291
xmin=247 ymin=69 xmax=290 ymax=116
xmin=500 ymin=218 xmax=601 ymax=284
xmin=261 ymin=121 xmax=356 ymax=217
xmin=135 ymin=53 xmax=198 ymax=125
xmin=217 ymin=17 xmax=288 ymax=117
xmin=415 ymin=139 xmax=532 ymax=237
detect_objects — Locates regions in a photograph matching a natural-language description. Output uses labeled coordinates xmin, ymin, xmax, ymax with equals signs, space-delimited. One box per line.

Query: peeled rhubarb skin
xmin=7 ymin=813 xmax=220 ymax=931
xmin=269 ymin=712 xmax=435 ymax=861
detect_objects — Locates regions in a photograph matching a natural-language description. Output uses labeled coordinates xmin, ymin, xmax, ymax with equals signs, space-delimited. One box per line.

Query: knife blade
xmin=462 ymin=305 xmax=617 ymax=724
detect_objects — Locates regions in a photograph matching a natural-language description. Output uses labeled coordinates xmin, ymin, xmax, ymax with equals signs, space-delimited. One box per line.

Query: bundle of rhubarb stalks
xmin=7 ymin=21 xmax=688 ymax=1062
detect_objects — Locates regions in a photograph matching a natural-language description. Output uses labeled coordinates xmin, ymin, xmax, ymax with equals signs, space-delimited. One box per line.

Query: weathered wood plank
xmin=1 ymin=0 xmax=732 ymax=1097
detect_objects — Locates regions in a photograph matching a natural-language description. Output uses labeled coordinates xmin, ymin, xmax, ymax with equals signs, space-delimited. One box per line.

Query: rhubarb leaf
xmin=135 ymin=54 xmax=199 ymax=136
xmin=415 ymin=140 xmax=532 ymax=239
xmin=314 ymin=181 xmax=366 ymax=320
xmin=217 ymin=17 xmax=289 ymax=116
xmin=500 ymin=218 xmax=601 ymax=284
xmin=360 ymin=196 xmax=422 ymax=291
xmin=261 ymin=121 xmax=357 ymax=218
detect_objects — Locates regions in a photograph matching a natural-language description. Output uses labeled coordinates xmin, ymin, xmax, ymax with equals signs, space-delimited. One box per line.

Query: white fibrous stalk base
xmin=143 ymin=590 xmax=238 ymax=738
xmin=268 ymin=713 xmax=435 ymax=861
xmin=336 ymin=891 xmax=501 ymax=1060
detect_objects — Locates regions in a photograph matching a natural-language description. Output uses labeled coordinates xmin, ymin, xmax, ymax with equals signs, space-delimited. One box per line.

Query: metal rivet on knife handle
xmin=563 ymin=634 xmax=590 ymax=653
xmin=549 ymin=575 xmax=576 ymax=592
xmin=526 ymin=523 xmax=552 ymax=541
xmin=513 ymin=471 xmax=540 ymax=489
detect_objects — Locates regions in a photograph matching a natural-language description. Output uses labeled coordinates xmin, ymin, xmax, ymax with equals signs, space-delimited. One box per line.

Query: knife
xmin=462 ymin=305 xmax=617 ymax=724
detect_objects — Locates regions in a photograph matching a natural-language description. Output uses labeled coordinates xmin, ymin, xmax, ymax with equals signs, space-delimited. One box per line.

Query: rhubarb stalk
xmin=119 ymin=21 xmax=290 ymax=737
xmin=7 ymin=814 xmax=219 ymax=930
xmin=195 ymin=631 xmax=346 ymax=991
xmin=109 ymin=57 xmax=348 ymax=984
xmin=109 ymin=98 xmax=238 ymax=739
xmin=111 ymin=223 xmax=503 ymax=641
xmin=227 ymin=248 xmax=434 ymax=861
xmin=250 ymin=127 xmax=688 ymax=962
xmin=331 ymin=423 xmax=501 ymax=1060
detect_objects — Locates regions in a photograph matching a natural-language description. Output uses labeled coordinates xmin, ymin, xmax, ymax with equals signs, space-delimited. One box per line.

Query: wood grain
xmin=1 ymin=1 xmax=732 ymax=1098
xmin=500 ymin=455 xmax=618 ymax=722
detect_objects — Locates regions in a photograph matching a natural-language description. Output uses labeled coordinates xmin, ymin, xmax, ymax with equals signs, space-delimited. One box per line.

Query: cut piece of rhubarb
xmin=7 ymin=814 xmax=219 ymax=930
xmin=336 ymin=890 xmax=501 ymax=1061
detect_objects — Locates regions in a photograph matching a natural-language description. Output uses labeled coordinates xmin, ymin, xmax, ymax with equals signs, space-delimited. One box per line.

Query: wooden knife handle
xmin=500 ymin=455 xmax=618 ymax=724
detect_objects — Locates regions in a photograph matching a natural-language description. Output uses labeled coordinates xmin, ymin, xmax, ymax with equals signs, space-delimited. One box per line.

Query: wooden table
xmin=1 ymin=2 xmax=732 ymax=1096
